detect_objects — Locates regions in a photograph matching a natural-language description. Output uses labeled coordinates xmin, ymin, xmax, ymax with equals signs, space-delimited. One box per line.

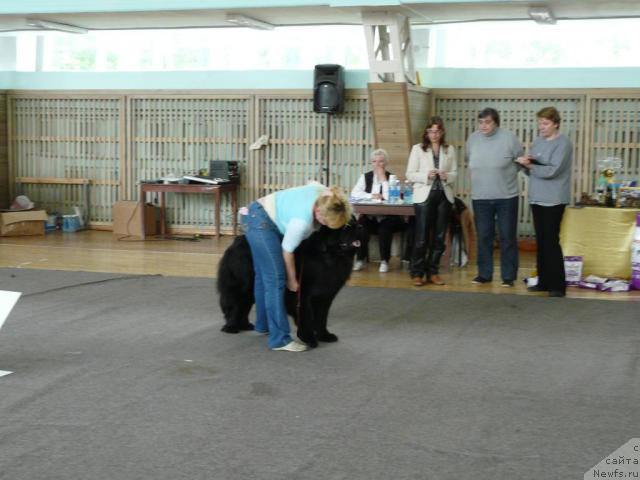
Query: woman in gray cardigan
xmin=516 ymin=106 xmax=573 ymax=297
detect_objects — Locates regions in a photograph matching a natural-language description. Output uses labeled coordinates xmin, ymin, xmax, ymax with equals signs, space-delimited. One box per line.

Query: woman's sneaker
xmin=379 ymin=261 xmax=389 ymax=273
xmin=272 ymin=341 xmax=308 ymax=352
xmin=353 ymin=260 xmax=364 ymax=271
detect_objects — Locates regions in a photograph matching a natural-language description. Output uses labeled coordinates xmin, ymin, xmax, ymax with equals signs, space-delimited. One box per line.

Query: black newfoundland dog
xmin=217 ymin=220 xmax=361 ymax=347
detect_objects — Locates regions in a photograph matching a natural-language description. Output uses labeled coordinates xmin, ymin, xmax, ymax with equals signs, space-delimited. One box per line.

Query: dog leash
xmin=295 ymin=259 xmax=304 ymax=325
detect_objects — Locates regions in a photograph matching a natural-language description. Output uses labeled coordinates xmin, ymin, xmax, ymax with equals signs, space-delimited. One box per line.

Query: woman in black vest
xmin=350 ymin=149 xmax=406 ymax=273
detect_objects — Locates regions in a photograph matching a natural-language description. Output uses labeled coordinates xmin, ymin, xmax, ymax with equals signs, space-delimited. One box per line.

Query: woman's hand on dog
xmin=287 ymin=278 xmax=299 ymax=292
xmin=283 ymin=250 xmax=299 ymax=292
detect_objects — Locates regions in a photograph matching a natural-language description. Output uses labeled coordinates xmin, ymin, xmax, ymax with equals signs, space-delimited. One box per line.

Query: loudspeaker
xmin=313 ymin=64 xmax=344 ymax=114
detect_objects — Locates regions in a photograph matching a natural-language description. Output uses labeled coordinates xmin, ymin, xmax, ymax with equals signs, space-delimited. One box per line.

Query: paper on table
xmin=350 ymin=198 xmax=383 ymax=204
xmin=0 ymin=290 xmax=21 ymax=330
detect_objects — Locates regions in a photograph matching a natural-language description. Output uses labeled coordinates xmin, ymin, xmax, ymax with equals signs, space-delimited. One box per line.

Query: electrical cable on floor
xmin=160 ymin=234 xmax=201 ymax=242
xmin=16 ymin=274 xmax=162 ymax=298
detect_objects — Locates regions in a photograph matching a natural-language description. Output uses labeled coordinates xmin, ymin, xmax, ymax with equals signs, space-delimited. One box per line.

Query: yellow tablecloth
xmin=560 ymin=207 xmax=640 ymax=279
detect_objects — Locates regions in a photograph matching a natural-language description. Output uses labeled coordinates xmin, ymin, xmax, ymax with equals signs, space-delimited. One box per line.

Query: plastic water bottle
xmin=388 ymin=175 xmax=400 ymax=204
xmin=403 ymin=181 xmax=413 ymax=204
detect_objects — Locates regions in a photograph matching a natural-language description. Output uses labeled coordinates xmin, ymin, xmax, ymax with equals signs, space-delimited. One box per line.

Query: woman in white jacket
xmin=405 ymin=117 xmax=458 ymax=286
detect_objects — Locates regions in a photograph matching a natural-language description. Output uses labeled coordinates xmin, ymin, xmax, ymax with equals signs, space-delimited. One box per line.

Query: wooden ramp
xmin=367 ymin=82 xmax=430 ymax=178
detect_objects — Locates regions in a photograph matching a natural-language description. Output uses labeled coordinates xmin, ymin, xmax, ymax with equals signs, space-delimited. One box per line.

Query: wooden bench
xmin=15 ymin=177 xmax=91 ymax=226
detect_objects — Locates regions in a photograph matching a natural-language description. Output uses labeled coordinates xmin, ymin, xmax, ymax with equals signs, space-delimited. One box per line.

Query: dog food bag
xmin=632 ymin=261 xmax=640 ymax=290
xmin=598 ymin=279 xmax=631 ymax=292
xmin=564 ymin=256 xmax=583 ymax=286
xmin=579 ymin=275 xmax=607 ymax=290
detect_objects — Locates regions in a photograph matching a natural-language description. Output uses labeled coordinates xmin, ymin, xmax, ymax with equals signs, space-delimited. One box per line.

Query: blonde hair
xmin=315 ymin=186 xmax=352 ymax=229
xmin=370 ymin=148 xmax=388 ymax=164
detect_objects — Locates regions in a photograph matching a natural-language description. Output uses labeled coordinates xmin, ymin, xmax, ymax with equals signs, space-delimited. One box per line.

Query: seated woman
xmin=350 ymin=148 xmax=406 ymax=273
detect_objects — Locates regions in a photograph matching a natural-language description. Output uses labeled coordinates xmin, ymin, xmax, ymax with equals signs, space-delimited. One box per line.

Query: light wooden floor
xmin=1 ymin=230 xmax=638 ymax=302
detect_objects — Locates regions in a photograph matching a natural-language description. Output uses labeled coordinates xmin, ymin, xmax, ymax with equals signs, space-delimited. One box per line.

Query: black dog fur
xmin=217 ymin=220 xmax=361 ymax=347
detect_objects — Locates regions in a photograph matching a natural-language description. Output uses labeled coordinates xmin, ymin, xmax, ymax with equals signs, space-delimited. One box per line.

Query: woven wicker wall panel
xmin=433 ymin=93 xmax=585 ymax=237
xmin=9 ymin=96 xmax=122 ymax=223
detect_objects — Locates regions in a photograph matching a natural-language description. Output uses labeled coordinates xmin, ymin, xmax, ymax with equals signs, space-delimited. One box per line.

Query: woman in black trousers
xmin=516 ymin=106 xmax=573 ymax=297
xmin=405 ymin=117 xmax=458 ymax=286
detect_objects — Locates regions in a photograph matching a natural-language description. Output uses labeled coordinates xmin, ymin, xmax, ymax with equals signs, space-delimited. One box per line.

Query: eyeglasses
xmin=426 ymin=129 xmax=442 ymax=135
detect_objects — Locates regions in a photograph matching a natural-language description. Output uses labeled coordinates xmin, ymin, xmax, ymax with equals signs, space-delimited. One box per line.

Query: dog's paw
xmin=297 ymin=333 xmax=318 ymax=348
xmin=317 ymin=332 xmax=338 ymax=343
xmin=220 ymin=325 xmax=240 ymax=334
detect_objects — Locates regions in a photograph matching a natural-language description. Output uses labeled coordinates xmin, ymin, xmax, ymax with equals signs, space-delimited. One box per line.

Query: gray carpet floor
xmin=0 ymin=268 xmax=638 ymax=480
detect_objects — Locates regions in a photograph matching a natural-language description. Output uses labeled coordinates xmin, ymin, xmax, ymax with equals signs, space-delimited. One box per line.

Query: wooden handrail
xmin=15 ymin=177 xmax=91 ymax=185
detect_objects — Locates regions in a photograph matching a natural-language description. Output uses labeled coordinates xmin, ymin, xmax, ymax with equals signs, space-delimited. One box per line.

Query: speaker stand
xmin=323 ymin=113 xmax=332 ymax=186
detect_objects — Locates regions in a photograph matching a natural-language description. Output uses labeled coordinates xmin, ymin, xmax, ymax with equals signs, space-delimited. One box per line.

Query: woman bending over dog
xmin=244 ymin=183 xmax=351 ymax=352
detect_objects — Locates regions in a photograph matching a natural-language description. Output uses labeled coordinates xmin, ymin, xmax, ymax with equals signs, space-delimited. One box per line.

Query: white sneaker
xmin=272 ymin=340 xmax=308 ymax=352
xmin=379 ymin=261 xmax=389 ymax=273
xmin=353 ymin=260 xmax=364 ymax=271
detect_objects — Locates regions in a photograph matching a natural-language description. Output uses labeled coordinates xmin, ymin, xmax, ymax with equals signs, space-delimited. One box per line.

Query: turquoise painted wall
xmin=2 ymin=70 xmax=369 ymax=90
xmin=0 ymin=0 xmax=514 ymax=15
xmin=422 ymin=68 xmax=640 ymax=89
xmin=2 ymin=68 xmax=640 ymax=90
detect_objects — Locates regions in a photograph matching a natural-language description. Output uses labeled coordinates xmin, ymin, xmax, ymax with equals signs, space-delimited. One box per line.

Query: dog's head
xmin=308 ymin=215 xmax=362 ymax=256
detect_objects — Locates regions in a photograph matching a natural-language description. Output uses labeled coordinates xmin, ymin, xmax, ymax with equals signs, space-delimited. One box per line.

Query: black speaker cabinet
xmin=313 ymin=64 xmax=345 ymax=114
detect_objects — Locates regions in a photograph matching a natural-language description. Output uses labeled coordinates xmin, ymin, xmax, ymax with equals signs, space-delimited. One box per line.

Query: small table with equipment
xmin=139 ymin=182 xmax=238 ymax=239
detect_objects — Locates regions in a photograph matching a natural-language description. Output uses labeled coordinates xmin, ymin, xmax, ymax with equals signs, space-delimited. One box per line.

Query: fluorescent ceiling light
xmin=225 ymin=14 xmax=274 ymax=30
xmin=25 ymin=19 xmax=88 ymax=34
xmin=528 ymin=7 xmax=556 ymax=25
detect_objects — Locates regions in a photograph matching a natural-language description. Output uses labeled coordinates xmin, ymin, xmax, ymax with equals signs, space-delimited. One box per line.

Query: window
xmin=421 ymin=19 xmax=640 ymax=68
xmin=4 ymin=25 xmax=368 ymax=72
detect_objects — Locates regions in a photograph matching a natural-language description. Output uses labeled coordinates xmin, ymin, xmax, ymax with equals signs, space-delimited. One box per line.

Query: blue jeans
xmin=244 ymin=202 xmax=292 ymax=349
xmin=472 ymin=197 xmax=519 ymax=282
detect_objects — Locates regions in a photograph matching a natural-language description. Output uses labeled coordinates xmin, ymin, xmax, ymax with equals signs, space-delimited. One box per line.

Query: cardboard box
xmin=112 ymin=201 xmax=157 ymax=238
xmin=0 ymin=210 xmax=48 ymax=236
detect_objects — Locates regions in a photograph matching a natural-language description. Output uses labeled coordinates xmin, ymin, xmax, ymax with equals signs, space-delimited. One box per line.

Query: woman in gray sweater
xmin=466 ymin=108 xmax=524 ymax=287
xmin=516 ymin=106 xmax=573 ymax=297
